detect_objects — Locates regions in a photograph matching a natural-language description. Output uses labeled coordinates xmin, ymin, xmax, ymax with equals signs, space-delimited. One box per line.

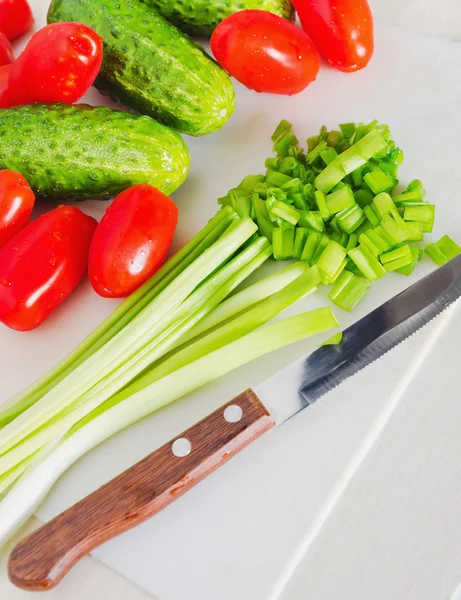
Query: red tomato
xmin=0 ymin=63 xmax=11 ymax=106
xmin=292 ymin=0 xmax=374 ymax=72
xmin=6 ymin=22 xmax=103 ymax=106
xmin=211 ymin=10 xmax=320 ymax=95
xmin=0 ymin=170 xmax=35 ymax=248
xmin=0 ymin=32 xmax=13 ymax=66
xmin=89 ymin=185 xmax=178 ymax=298
xmin=0 ymin=206 xmax=97 ymax=331
xmin=0 ymin=0 xmax=33 ymax=41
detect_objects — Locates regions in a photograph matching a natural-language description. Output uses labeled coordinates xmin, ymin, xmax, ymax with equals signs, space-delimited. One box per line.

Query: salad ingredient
xmin=0 ymin=103 xmax=190 ymax=201
xmin=0 ymin=306 xmax=337 ymax=546
xmin=6 ymin=23 xmax=103 ymax=106
xmin=0 ymin=0 xmax=33 ymax=41
xmin=425 ymin=235 xmax=461 ymax=266
xmin=47 ymin=0 xmax=236 ymax=136
xmin=0 ymin=64 xmax=10 ymax=105
xmin=0 ymin=206 xmax=97 ymax=331
xmin=0 ymin=217 xmax=262 ymax=456
xmin=219 ymin=119 xmax=434 ymax=311
xmin=142 ymin=0 xmax=294 ymax=36
xmin=89 ymin=185 xmax=178 ymax=298
xmin=0 ymin=170 xmax=35 ymax=248
xmin=0 ymin=32 xmax=13 ymax=65
xmin=328 ymin=271 xmax=370 ymax=312
xmin=211 ymin=10 xmax=320 ymax=95
xmin=0 ymin=208 xmax=237 ymax=427
xmin=292 ymin=0 xmax=374 ymax=72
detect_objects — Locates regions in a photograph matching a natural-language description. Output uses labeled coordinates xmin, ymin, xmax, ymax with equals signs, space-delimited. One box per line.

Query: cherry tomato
xmin=89 ymin=185 xmax=178 ymax=298
xmin=292 ymin=0 xmax=374 ymax=72
xmin=211 ymin=10 xmax=320 ymax=95
xmin=0 ymin=206 xmax=97 ymax=331
xmin=0 ymin=0 xmax=33 ymax=41
xmin=6 ymin=22 xmax=103 ymax=106
xmin=0 ymin=32 xmax=13 ymax=66
xmin=0 ymin=63 xmax=11 ymax=106
xmin=0 ymin=170 xmax=35 ymax=248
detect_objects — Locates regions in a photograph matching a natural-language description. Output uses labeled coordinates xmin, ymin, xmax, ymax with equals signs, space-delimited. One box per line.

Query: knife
xmin=8 ymin=255 xmax=461 ymax=591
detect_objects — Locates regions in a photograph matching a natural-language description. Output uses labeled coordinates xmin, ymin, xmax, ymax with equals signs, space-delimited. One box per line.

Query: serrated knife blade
xmin=9 ymin=255 xmax=461 ymax=591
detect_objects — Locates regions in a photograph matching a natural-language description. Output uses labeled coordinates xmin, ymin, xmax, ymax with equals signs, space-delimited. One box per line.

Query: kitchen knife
xmin=8 ymin=254 xmax=461 ymax=591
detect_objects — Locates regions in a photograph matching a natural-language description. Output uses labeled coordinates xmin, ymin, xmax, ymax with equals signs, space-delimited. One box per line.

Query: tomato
xmin=0 ymin=206 xmax=97 ymax=331
xmin=0 ymin=32 xmax=13 ymax=66
xmin=0 ymin=170 xmax=35 ymax=248
xmin=211 ymin=10 xmax=320 ymax=95
xmin=0 ymin=63 xmax=11 ymax=106
xmin=89 ymin=185 xmax=178 ymax=298
xmin=0 ymin=0 xmax=33 ymax=41
xmin=6 ymin=22 xmax=103 ymax=106
xmin=292 ymin=0 xmax=374 ymax=72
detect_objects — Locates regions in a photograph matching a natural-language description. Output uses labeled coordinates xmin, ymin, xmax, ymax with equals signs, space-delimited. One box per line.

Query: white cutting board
xmin=2 ymin=5 xmax=461 ymax=599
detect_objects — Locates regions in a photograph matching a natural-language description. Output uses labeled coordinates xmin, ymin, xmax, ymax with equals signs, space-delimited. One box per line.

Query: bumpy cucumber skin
xmin=47 ymin=0 xmax=236 ymax=137
xmin=141 ymin=0 xmax=295 ymax=36
xmin=0 ymin=104 xmax=190 ymax=202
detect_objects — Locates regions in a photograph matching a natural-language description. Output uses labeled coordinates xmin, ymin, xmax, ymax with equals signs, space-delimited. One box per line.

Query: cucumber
xmin=0 ymin=103 xmax=190 ymax=201
xmin=142 ymin=0 xmax=295 ymax=36
xmin=47 ymin=0 xmax=236 ymax=137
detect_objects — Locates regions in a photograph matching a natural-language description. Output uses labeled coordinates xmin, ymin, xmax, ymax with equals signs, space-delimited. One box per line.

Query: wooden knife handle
xmin=8 ymin=389 xmax=274 ymax=591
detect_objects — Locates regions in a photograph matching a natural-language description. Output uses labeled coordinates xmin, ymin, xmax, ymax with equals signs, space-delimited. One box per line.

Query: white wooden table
xmin=1 ymin=0 xmax=460 ymax=598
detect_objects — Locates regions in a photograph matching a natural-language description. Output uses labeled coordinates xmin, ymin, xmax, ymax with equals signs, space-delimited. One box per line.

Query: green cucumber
xmin=142 ymin=0 xmax=295 ymax=36
xmin=0 ymin=103 xmax=190 ymax=201
xmin=47 ymin=0 xmax=236 ymax=137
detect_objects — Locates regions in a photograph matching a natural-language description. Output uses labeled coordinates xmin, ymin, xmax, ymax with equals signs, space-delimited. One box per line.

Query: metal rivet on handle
xmin=224 ymin=405 xmax=243 ymax=423
xmin=172 ymin=438 xmax=191 ymax=457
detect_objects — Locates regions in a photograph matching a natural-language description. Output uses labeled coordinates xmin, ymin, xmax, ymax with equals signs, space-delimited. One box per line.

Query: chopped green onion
xmin=315 ymin=190 xmax=331 ymax=220
xmin=372 ymin=192 xmax=395 ymax=218
xmin=266 ymin=170 xmax=292 ymax=187
xmin=325 ymin=186 xmax=355 ymax=214
xmin=272 ymin=119 xmax=292 ymax=144
xmin=315 ymin=128 xmax=387 ymax=194
xmin=271 ymin=201 xmax=300 ymax=226
xmin=354 ymin=188 xmax=374 ymax=208
xmin=364 ymin=204 xmax=380 ymax=227
xmin=348 ymin=245 xmax=386 ymax=281
xmin=425 ymin=235 xmax=461 ymax=266
xmin=272 ymin=227 xmax=295 ymax=260
xmin=316 ymin=241 xmax=347 ymax=283
xmin=301 ymin=232 xmax=322 ymax=264
xmin=329 ymin=271 xmax=371 ymax=312
xmin=320 ymin=147 xmax=338 ymax=166
xmin=381 ymin=213 xmax=407 ymax=245
xmin=293 ymin=228 xmax=309 ymax=258
xmin=380 ymin=244 xmax=413 ymax=271
xmin=299 ymin=211 xmax=325 ymax=232
xmin=336 ymin=204 xmax=365 ymax=234
xmin=396 ymin=247 xmax=423 ymax=276
xmin=364 ymin=170 xmax=397 ymax=194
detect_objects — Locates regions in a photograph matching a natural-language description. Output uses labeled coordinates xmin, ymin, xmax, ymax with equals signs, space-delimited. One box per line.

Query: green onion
xmin=364 ymin=170 xmax=397 ymax=194
xmin=348 ymin=245 xmax=386 ymax=281
xmin=364 ymin=205 xmax=380 ymax=227
xmin=325 ymin=186 xmax=355 ymax=214
xmin=273 ymin=227 xmax=295 ymax=260
xmin=315 ymin=128 xmax=388 ymax=194
xmin=301 ymin=232 xmax=322 ymax=264
xmin=293 ymin=228 xmax=309 ymax=259
xmin=316 ymin=241 xmax=347 ymax=283
xmin=425 ymin=235 xmax=461 ymax=266
xmin=271 ymin=201 xmax=300 ymax=226
xmin=380 ymin=244 xmax=413 ymax=272
xmin=396 ymin=247 xmax=423 ymax=275
xmin=329 ymin=271 xmax=371 ymax=311
xmin=315 ymin=190 xmax=331 ymax=220
xmin=336 ymin=204 xmax=365 ymax=234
